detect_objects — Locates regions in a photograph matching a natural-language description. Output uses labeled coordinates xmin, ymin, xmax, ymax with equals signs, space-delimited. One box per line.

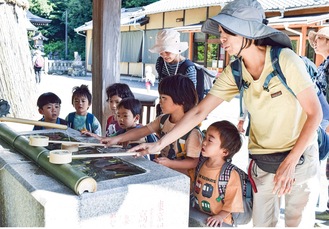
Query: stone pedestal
xmin=0 ymin=128 xmax=190 ymax=227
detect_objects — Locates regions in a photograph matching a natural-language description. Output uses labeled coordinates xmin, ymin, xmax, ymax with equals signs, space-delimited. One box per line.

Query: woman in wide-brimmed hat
xmin=309 ymin=27 xmax=329 ymax=101
xmin=149 ymin=29 xmax=200 ymax=102
xmin=130 ymin=0 xmax=321 ymax=227
xmin=309 ymin=26 xmax=329 ymax=222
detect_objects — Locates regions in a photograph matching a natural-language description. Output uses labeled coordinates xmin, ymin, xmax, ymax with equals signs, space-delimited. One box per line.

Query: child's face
xmin=116 ymin=107 xmax=139 ymax=129
xmin=108 ymin=95 xmax=122 ymax=114
xmin=73 ymin=95 xmax=89 ymax=115
xmin=39 ymin=103 xmax=61 ymax=123
xmin=201 ymin=126 xmax=226 ymax=158
xmin=159 ymin=94 xmax=180 ymax=114
xmin=159 ymin=51 xmax=178 ymax=63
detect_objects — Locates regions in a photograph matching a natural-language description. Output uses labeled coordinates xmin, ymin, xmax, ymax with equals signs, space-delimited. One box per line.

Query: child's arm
xmin=154 ymin=157 xmax=199 ymax=172
xmin=101 ymin=124 xmax=154 ymax=146
xmin=91 ymin=116 xmax=102 ymax=136
xmin=82 ymin=132 xmax=102 ymax=140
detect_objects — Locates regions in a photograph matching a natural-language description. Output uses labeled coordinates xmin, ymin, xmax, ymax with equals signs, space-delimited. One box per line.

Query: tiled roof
xmin=26 ymin=10 xmax=51 ymax=26
xmin=132 ymin=0 xmax=329 ymax=17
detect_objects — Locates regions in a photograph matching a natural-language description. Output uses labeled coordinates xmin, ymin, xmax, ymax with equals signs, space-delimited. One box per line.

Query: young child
xmin=105 ymin=83 xmax=135 ymax=137
xmin=144 ymin=65 xmax=155 ymax=93
xmin=101 ymin=74 xmax=203 ymax=181
xmin=193 ymin=120 xmax=243 ymax=227
xmin=112 ymin=97 xmax=158 ymax=159
xmin=33 ymin=92 xmax=67 ymax=130
xmin=66 ymin=84 xmax=102 ymax=136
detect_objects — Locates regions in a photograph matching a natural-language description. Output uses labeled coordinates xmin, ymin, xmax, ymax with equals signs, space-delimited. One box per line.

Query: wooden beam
xmin=92 ymin=0 xmax=121 ymax=135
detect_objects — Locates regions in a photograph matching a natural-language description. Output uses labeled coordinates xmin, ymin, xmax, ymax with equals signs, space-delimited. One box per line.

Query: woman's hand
xmin=272 ymin=156 xmax=298 ymax=196
xmin=128 ymin=142 xmax=163 ymax=157
xmin=100 ymin=136 xmax=120 ymax=147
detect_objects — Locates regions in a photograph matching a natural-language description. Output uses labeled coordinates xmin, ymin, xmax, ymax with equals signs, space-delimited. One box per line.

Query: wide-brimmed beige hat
xmin=201 ymin=0 xmax=292 ymax=49
xmin=308 ymin=27 xmax=329 ymax=48
xmin=149 ymin=29 xmax=188 ymax=54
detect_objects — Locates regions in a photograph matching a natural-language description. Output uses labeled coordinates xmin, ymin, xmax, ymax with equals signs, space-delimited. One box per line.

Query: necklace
xmin=164 ymin=54 xmax=180 ymax=76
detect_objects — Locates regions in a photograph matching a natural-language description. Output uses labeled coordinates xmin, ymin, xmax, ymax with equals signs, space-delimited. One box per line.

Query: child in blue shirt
xmin=66 ymin=84 xmax=102 ymax=136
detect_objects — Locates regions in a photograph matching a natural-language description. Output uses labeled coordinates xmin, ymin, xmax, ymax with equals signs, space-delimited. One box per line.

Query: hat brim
xmin=308 ymin=31 xmax=317 ymax=48
xmin=308 ymin=29 xmax=329 ymax=48
xmin=149 ymin=42 xmax=188 ymax=54
xmin=201 ymin=13 xmax=292 ymax=49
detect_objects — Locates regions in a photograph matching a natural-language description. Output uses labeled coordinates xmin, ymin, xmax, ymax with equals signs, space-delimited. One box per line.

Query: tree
xmin=0 ymin=0 xmax=38 ymax=119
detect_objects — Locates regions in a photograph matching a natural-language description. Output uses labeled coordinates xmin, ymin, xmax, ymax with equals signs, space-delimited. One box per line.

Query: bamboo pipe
xmin=0 ymin=123 xmax=97 ymax=194
xmin=0 ymin=117 xmax=68 ymax=130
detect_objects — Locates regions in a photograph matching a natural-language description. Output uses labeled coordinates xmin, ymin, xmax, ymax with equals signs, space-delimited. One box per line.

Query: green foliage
xmin=28 ymin=0 xmax=53 ymax=16
xmin=29 ymin=0 xmax=92 ymax=60
xmin=29 ymin=0 xmax=156 ymax=61
xmin=43 ymin=40 xmax=65 ymax=59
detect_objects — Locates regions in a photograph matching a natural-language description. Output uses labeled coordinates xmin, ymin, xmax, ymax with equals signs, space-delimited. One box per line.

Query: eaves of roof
xmin=132 ymin=0 xmax=329 ymax=17
xmin=26 ymin=10 xmax=51 ymax=25
xmin=74 ymin=21 xmax=93 ymax=32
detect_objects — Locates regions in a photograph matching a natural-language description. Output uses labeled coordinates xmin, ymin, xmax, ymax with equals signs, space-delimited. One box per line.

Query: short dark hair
xmin=158 ymin=74 xmax=198 ymax=113
xmin=106 ymin=83 xmax=135 ymax=101
xmin=208 ymin=120 xmax=242 ymax=161
xmin=71 ymin=84 xmax=92 ymax=105
xmin=117 ymin=98 xmax=142 ymax=117
xmin=37 ymin=92 xmax=61 ymax=109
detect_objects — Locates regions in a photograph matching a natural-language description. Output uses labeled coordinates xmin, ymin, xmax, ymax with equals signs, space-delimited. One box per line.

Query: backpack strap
xmin=217 ymin=162 xmax=233 ymax=202
xmin=176 ymin=127 xmax=196 ymax=159
xmin=231 ymin=58 xmax=250 ymax=121
xmin=159 ymin=114 xmax=169 ymax=131
xmin=194 ymin=155 xmax=208 ymax=186
xmin=264 ymin=46 xmax=296 ymax=97
xmin=177 ymin=59 xmax=194 ymax=74
xmin=86 ymin=113 xmax=94 ymax=131
xmin=67 ymin=112 xmax=75 ymax=129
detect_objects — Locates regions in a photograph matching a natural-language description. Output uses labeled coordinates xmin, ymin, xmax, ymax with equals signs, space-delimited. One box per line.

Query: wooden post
xmin=92 ymin=0 xmax=121 ymax=135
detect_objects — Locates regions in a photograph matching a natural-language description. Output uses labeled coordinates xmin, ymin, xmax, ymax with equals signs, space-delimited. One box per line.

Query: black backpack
xmin=156 ymin=57 xmax=206 ymax=102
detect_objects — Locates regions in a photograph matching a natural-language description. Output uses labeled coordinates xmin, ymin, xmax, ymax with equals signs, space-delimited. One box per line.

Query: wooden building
xmin=77 ymin=0 xmax=329 ymax=77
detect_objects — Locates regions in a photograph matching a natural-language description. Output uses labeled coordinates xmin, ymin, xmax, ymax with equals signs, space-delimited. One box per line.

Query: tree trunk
xmin=0 ymin=0 xmax=38 ymax=119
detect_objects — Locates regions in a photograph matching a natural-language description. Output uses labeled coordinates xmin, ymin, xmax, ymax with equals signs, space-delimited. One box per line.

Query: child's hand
xmin=206 ymin=215 xmax=223 ymax=227
xmin=154 ymin=157 xmax=170 ymax=167
xmin=82 ymin=131 xmax=101 ymax=140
